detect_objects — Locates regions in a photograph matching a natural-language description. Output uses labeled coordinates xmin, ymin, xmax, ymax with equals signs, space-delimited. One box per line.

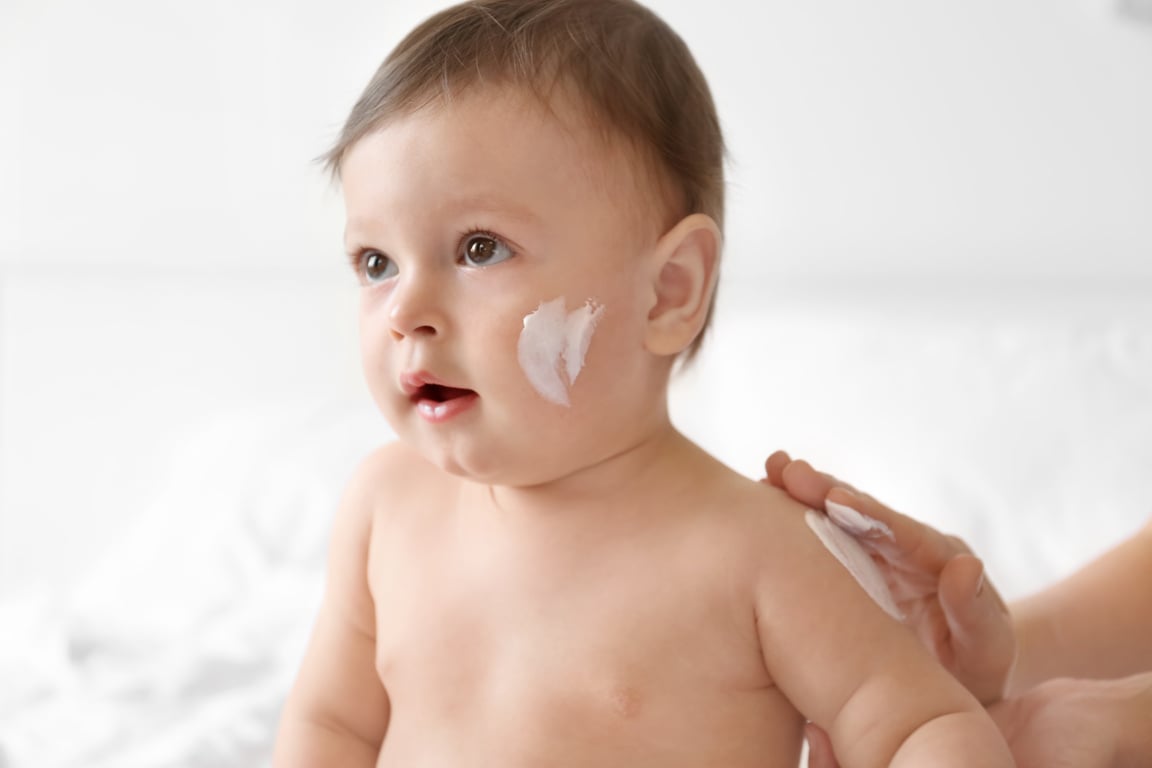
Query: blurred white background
xmin=1 ymin=0 xmax=1151 ymax=764
xmin=3 ymin=0 xmax=1151 ymax=599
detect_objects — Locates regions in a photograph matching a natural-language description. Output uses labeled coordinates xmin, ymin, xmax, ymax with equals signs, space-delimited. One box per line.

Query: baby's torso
xmin=366 ymin=462 xmax=805 ymax=767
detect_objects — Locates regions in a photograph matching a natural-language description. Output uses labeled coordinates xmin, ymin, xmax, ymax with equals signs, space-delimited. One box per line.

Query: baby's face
xmin=341 ymin=85 xmax=671 ymax=485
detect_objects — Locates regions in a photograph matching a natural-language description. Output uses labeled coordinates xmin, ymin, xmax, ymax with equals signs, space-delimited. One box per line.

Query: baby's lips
xmin=400 ymin=369 xmax=470 ymax=397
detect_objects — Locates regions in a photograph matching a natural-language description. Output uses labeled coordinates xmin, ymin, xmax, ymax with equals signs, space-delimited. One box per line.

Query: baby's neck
xmin=473 ymin=423 xmax=723 ymax=522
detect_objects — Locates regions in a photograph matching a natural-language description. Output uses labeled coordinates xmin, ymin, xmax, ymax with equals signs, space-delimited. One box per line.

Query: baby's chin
xmin=396 ymin=406 xmax=660 ymax=490
xmin=434 ymin=454 xmax=575 ymax=489
xmin=421 ymin=439 xmax=602 ymax=490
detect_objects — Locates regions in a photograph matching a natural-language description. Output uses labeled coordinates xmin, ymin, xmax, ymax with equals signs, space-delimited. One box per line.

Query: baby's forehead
xmin=446 ymin=82 xmax=633 ymax=161
xmin=387 ymin=81 xmax=674 ymax=227
xmin=498 ymin=82 xmax=681 ymax=227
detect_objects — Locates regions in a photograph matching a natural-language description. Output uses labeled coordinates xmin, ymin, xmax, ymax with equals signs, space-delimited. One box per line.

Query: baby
xmin=274 ymin=1 xmax=1015 ymax=766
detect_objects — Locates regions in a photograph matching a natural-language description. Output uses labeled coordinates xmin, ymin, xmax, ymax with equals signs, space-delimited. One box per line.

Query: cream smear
xmin=805 ymin=509 xmax=902 ymax=620
xmin=518 ymin=297 xmax=605 ymax=406
xmin=825 ymin=499 xmax=895 ymax=540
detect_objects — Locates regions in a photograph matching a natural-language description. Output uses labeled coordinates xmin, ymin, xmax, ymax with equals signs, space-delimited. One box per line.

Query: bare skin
xmin=277 ymin=434 xmax=1012 ymax=768
xmin=361 ymin=437 xmax=803 ymax=767
xmin=988 ymin=673 xmax=1152 ymax=768
xmin=766 ymin=450 xmax=1152 ymax=768
xmin=763 ymin=451 xmax=1015 ymax=705
xmin=1010 ymin=520 xmax=1152 ymax=690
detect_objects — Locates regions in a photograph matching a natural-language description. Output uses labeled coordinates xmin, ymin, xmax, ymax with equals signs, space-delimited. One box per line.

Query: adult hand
xmin=804 ymin=674 xmax=1152 ymax=768
xmin=764 ymin=451 xmax=1015 ymax=705
xmin=988 ymin=673 xmax=1152 ymax=768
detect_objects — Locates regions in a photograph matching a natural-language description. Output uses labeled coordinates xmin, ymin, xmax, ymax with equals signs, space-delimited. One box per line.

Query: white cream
xmin=825 ymin=499 xmax=895 ymax=540
xmin=805 ymin=509 xmax=902 ymax=620
xmin=518 ymin=297 xmax=604 ymax=406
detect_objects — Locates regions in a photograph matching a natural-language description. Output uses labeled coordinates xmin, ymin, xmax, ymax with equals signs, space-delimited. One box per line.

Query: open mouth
xmin=411 ymin=383 xmax=476 ymax=403
xmin=400 ymin=372 xmax=478 ymax=422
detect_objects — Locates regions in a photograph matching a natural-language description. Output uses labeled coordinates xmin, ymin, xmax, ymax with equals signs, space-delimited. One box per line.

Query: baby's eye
xmin=461 ymin=233 xmax=513 ymax=267
xmin=359 ymin=250 xmax=397 ymax=283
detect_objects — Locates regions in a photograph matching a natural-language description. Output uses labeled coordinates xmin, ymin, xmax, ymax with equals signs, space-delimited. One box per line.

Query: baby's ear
xmin=644 ymin=213 xmax=721 ymax=357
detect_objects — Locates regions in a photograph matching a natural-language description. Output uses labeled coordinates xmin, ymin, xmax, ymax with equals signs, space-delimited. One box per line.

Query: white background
xmin=2 ymin=0 xmax=1151 ymax=602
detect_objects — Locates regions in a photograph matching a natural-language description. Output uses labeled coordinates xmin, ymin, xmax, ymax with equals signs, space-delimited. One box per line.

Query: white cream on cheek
xmin=518 ymin=297 xmax=605 ymax=406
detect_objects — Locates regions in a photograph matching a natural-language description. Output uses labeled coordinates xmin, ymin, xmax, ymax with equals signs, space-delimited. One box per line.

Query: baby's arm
xmin=756 ymin=505 xmax=1014 ymax=767
xmin=273 ymin=451 xmax=389 ymax=767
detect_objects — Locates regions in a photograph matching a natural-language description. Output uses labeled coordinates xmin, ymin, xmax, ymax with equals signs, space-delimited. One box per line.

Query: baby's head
xmin=328 ymin=0 xmax=725 ymax=358
xmin=332 ymin=0 xmax=726 ymax=483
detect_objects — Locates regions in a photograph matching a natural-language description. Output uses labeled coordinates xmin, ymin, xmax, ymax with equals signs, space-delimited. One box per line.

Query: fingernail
xmin=975 ymin=566 xmax=985 ymax=597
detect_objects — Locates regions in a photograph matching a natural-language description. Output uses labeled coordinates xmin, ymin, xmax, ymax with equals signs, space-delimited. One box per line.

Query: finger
xmin=938 ymin=553 xmax=984 ymax=614
xmin=763 ymin=450 xmax=791 ymax=487
xmin=780 ymin=459 xmax=838 ymax=509
xmin=804 ymin=723 xmax=840 ymax=768
xmin=943 ymin=533 xmax=975 ymax=557
xmin=826 ymin=487 xmax=965 ymax=570
xmin=940 ymin=553 xmax=1011 ymax=634
xmin=939 ymin=554 xmax=1016 ymax=704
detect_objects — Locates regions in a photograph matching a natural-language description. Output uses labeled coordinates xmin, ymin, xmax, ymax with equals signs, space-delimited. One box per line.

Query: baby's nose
xmin=387 ymin=275 xmax=443 ymax=340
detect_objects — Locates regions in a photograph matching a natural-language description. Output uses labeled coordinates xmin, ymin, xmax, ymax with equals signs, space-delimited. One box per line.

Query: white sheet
xmin=0 ymin=399 xmax=392 ymax=768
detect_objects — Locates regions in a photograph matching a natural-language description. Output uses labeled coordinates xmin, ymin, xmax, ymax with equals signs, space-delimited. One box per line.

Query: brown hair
xmin=324 ymin=0 xmax=725 ymax=359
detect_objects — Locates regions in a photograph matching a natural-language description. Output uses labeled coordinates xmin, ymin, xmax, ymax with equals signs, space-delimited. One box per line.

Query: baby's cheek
xmin=358 ymin=341 xmax=397 ymax=412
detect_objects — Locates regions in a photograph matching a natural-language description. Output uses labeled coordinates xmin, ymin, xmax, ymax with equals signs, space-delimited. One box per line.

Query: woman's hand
xmin=988 ymin=673 xmax=1152 ymax=768
xmin=764 ymin=451 xmax=1015 ymax=705
xmin=806 ymin=673 xmax=1152 ymax=768
xmin=768 ymin=451 xmax=1152 ymax=768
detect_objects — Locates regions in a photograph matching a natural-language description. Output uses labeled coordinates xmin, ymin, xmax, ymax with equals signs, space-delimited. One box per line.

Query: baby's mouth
xmin=408 ymin=381 xmax=479 ymax=422
xmin=399 ymin=372 xmax=479 ymax=421
xmin=412 ymin=383 xmax=476 ymax=403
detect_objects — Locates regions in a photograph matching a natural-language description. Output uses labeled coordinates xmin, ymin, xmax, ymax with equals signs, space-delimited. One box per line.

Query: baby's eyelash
xmin=458 ymin=227 xmax=517 ymax=267
xmin=459 ymin=226 xmax=516 ymax=252
xmin=342 ymin=229 xmax=515 ymax=276
xmin=460 ymin=226 xmax=503 ymax=243
xmin=344 ymin=248 xmax=376 ymax=283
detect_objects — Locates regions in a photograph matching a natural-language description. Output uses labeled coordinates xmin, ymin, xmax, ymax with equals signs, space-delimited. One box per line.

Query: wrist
xmin=1007 ymin=598 xmax=1062 ymax=694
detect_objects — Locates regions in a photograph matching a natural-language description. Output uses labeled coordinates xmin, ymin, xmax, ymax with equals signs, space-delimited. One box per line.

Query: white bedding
xmin=0 ymin=400 xmax=391 ymax=768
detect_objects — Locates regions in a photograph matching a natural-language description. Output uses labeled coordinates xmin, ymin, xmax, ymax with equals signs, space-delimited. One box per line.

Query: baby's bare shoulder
xmin=355 ymin=440 xmax=437 ymax=484
xmin=713 ymin=476 xmax=895 ymax=622
xmin=343 ymin=440 xmax=457 ymax=518
xmin=705 ymin=472 xmax=813 ymax=540
xmin=689 ymin=473 xmax=841 ymax=583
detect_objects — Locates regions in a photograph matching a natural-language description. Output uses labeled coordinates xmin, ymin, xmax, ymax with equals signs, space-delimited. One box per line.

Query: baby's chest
xmin=366 ymin=528 xmax=773 ymax=728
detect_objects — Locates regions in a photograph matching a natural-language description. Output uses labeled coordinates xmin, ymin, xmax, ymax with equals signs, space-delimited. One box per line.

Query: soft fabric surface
xmin=0 ymin=399 xmax=391 ymax=768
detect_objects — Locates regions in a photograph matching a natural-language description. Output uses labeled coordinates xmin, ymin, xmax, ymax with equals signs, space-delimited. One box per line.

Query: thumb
xmin=805 ymin=723 xmax=840 ymax=768
xmin=938 ymin=553 xmax=986 ymax=630
xmin=939 ymin=554 xmax=1015 ymax=703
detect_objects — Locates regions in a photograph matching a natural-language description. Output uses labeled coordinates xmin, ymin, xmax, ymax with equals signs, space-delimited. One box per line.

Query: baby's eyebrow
xmin=444 ymin=193 xmax=541 ymax=225
xmin=342 ymin=194 xmax=541 ymax=250
xmin=342 ymin=225 xmax=368 ymax=253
